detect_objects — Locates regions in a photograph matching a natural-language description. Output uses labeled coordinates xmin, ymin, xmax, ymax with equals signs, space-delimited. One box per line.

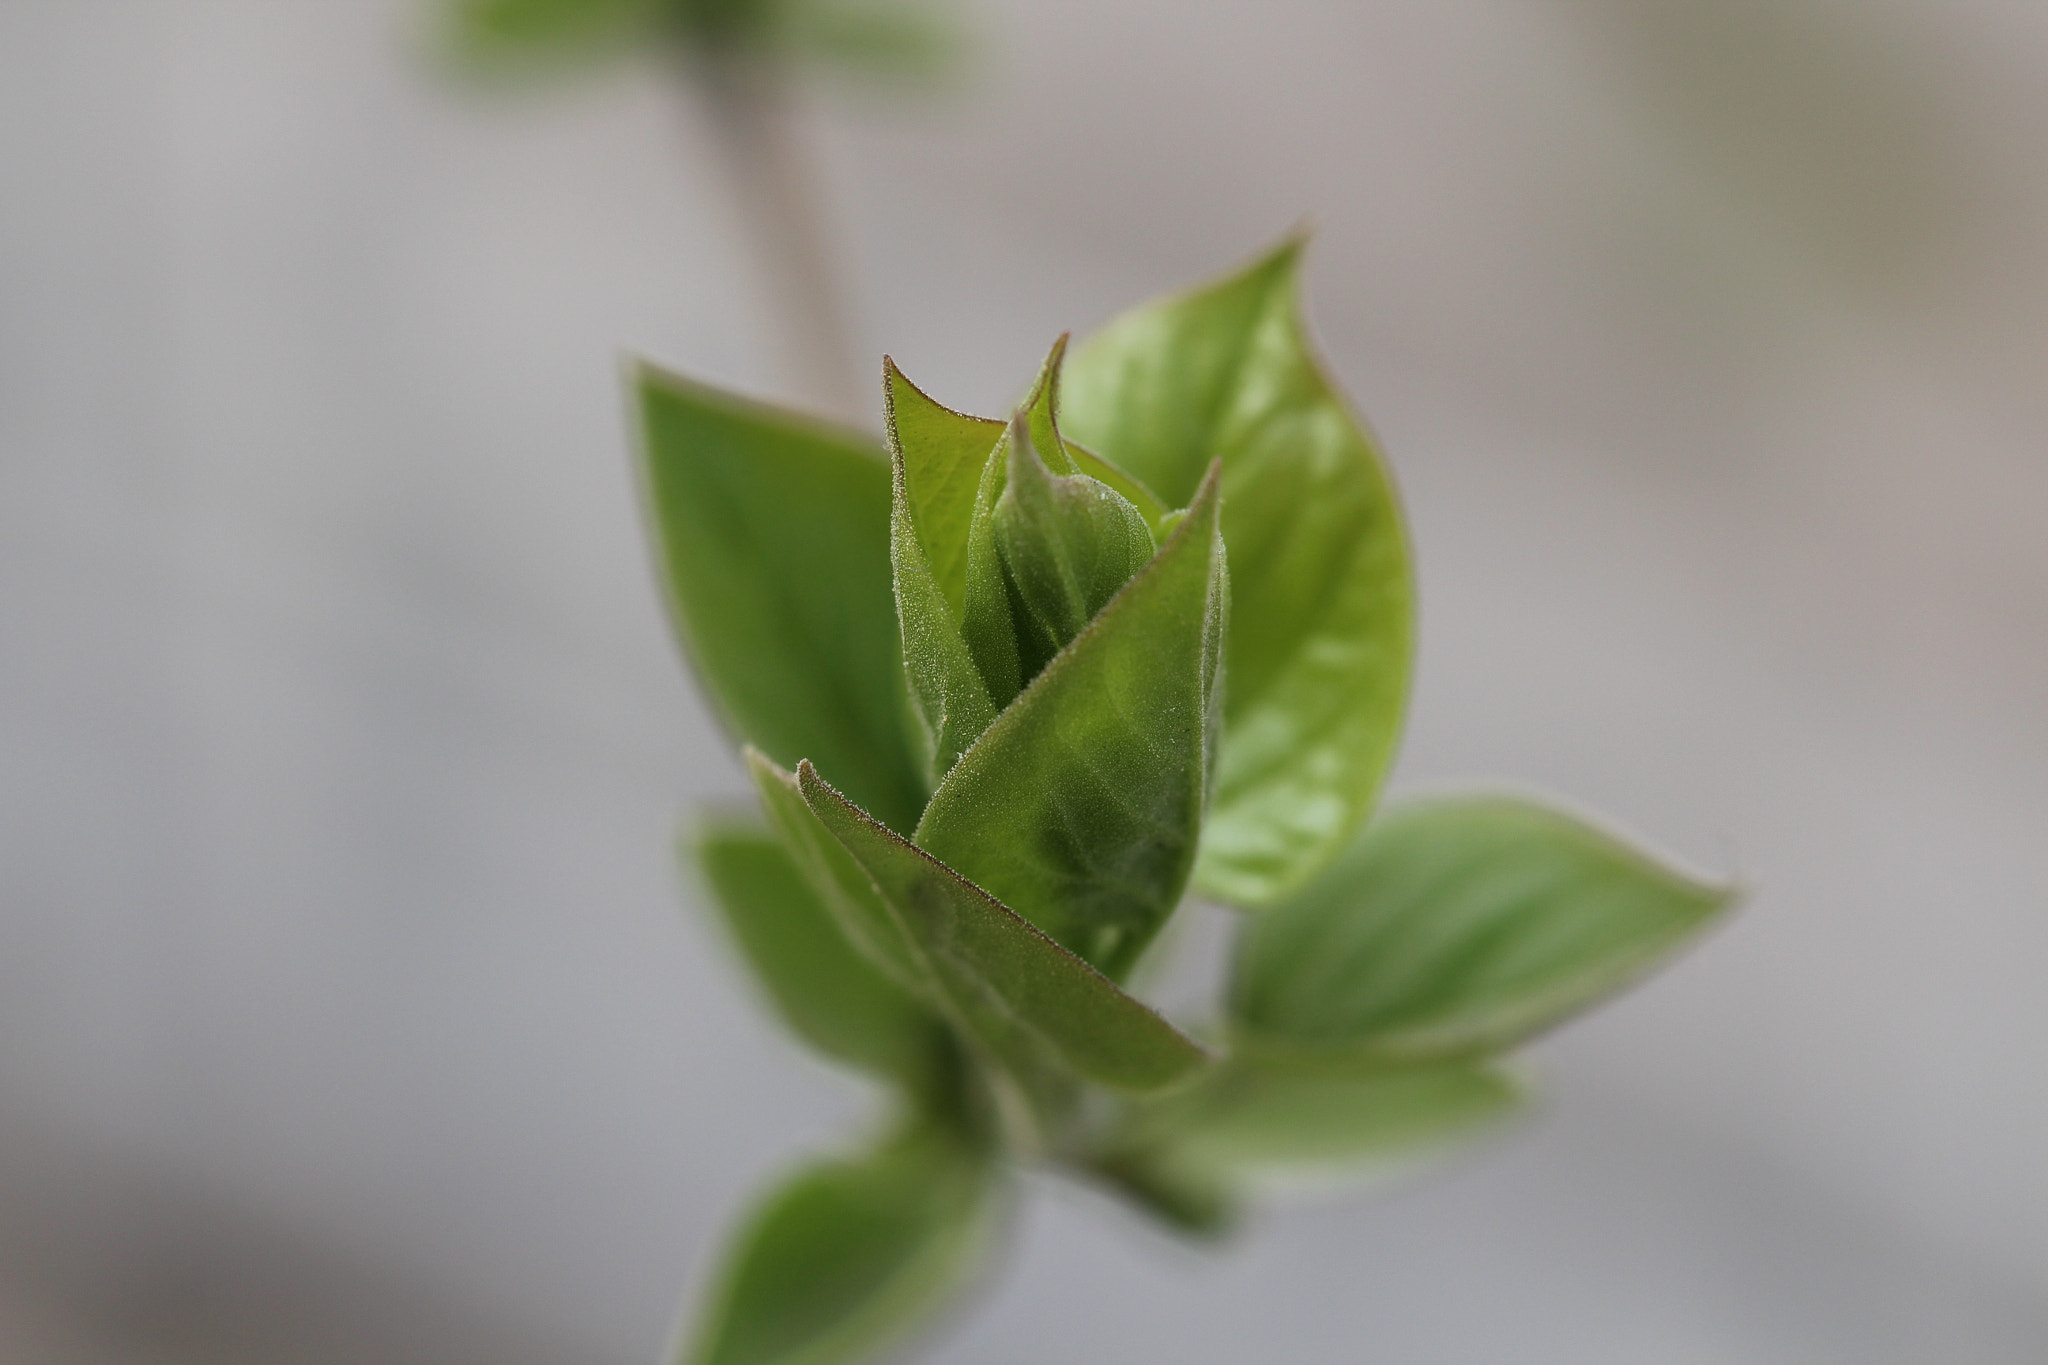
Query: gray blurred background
xmin=5 ymin=0 xmax=2048 ymax=1360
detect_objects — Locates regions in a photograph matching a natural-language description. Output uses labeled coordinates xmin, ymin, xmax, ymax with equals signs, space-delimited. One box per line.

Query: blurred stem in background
xmin=442 ymin=0 xmax=963 ymax=419
xmin=687 ymin=46 xmax=859 ymax=414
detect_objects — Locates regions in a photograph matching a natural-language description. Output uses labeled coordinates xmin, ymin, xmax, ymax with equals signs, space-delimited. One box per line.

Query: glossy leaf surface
xmin=1061 ymin=239 xmax=1414 ymax=908
xmin=640 ymin=365 xmax=925 ymax=833
xmin=696 ymin=821 xmax=946 ymax=1091
xmin=800 ymin=762 xmax=1211 ymax=1097
xmin=915 ymin=464 xmax=1226 ymax=979
xmin=1232 ymin=794 xmax=1734 ymax=1058
xmin=688 ymin=1122 xmax=993 ymax=1365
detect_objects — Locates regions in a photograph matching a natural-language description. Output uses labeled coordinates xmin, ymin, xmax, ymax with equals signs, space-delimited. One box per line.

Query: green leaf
xmin=695 ymin=820 xmax=950 ymax=1093
xmin=1061 ymin=237 xmax=1415 ymax=909
xmin=639 ymin=364 xmax=926 ymax=833
xmin=992 ymin=415 xmax=1156 ymax=685
xmin=914 ymin=464 xmax=1226 ymax=980
xmin=1231 ymin=794 xmax=1735 ymax=1059
xmin=798 ymin=760 xmax=1212 ymax=1100
xmin=687 ymin=1121 xmax=995 ymax=1365
xmin=884 ymin=361 xmax=1004 ymax=783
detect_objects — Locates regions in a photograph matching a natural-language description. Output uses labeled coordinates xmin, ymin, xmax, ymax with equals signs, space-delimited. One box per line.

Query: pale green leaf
xmin=686 ymin=1121 xmax=995 ymax=1365
xmin=914 ymin=464 xmax=1226 ymax=980
xmin=638 ymin=364 xmax=926 ymax=833
xmin=798 ymin=761 xmax=1212 ymax=1098
xmin=695 ymin=820 xmax=950 ymax=1094
xmin=1061 ymin=237 xmax=1415 ymax=909
xmin=1231 ymin=793 xmax=1735 ymax=1058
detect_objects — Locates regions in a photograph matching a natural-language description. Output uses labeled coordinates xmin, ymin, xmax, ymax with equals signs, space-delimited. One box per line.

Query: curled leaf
xmin=992 ymin=416 xmax=1156 ymax=684
xmin=915 ymin=463 xmax=1227 ymax=979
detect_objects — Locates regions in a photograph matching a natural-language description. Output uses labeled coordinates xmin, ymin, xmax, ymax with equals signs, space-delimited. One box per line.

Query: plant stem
xmin=686 ymin=50 xmax=864 ymax=421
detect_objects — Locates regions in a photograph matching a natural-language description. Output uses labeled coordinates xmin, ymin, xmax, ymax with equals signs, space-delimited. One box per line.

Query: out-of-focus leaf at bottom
xmin=686 ymin=1123 xmax=996 ymax=1365
xmin=694 ymin=819 xmax=950 ymax=1096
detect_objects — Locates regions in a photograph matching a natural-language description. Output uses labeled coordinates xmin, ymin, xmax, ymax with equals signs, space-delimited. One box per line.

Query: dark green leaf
xmin=954 ymin=435 xmax=1022 ymax=711
xmin=798 ymin=761 xmax=1212 ymax=1099
xmin=992 ymin=416 xmax=1155 ymax=685
xmin=687 ymin=1121 xmax=995 ymax=1365
xmin=639 ymin=364 xmax=926 ymax=833
xmin=1231 ymin=794 xmax=1735 ymax=1058
xmin=1061 ymin=238 xmax=1415 ymax=909
xmin=695 ymin=820 xmax=949 ymax=1092
xmin=914 ymin=464 xmax=1227 ymax=980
